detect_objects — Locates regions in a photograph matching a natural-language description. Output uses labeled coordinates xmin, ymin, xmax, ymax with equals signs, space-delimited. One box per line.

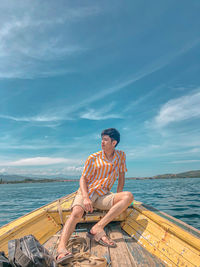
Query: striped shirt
xmin=82 ymin=150 xmax=127 ymax=198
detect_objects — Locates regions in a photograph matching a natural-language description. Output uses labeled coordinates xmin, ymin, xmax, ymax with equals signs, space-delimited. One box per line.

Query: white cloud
xmin=0 ymin=168 xmax=6 ymax=174
xmin=171 ymin=160 xmax=200 ymax=164
xmin=0 ymin=101 xmax=123 ymax=124
xmin=162 ymin=147 xmax=200 ymax=156
xmin=0 ymin=3 xmax=101 ymax=79
xmin=126 ymin=144 xmax=162 ymax=159
xmin=125 ymin=138 xmax=200 ymax=160
xmin=0 ymin=165 xmax=84 ymax=177
xmin=80 ymin=102 xmax=122 ymax=120
xmin=0 ymin=114 xmax=63 ymax=122
xmin=154 ymin=90 xmax=200 ymax=128
xmin=0 ymin=157 xmax=81 ymax=167
xmin=0 ymin=143 xmax=76 ymax=150
xmin=0 ymin=5 xmax=100 ymax=46
xmin=62 ymin=166 xmax=84 ymax=173
xmin=28 ymin=50 xmax=199 ymax=121
xmin=80 ymin=110 xmax=122 ymax=120
xmin=190 ymin=148 xmax=200 ymax=153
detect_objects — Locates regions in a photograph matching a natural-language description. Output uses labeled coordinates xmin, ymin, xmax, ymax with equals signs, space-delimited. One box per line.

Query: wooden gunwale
xmin=126 ymin=209 xmax=200 ymax=257
xmin=134 ymin=203 xmax=200 ymax=251
xmin=0 ymin=192 xmax=75 ymax=236
xmin=122 ymin=221 xmax=175 ymax=266
xmin=142 ymin=203 xmax=200 ymax=238
xmin=122 ymin=212 xmax=199 ymax=266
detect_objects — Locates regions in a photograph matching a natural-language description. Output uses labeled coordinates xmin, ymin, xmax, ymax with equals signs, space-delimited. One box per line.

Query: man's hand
xmin=83 ymin=197 xmax=93 ymax=213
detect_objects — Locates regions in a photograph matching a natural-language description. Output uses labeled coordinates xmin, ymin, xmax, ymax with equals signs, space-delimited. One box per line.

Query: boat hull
xmin=0 ymin=192 xmax=200 ymax=266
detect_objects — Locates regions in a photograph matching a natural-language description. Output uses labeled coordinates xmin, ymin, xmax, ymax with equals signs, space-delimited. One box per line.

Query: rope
xmin=57 ymin=199 xmax=64 ymax=226
xmin=59 ymin=236 xmax=107 ymax=267
xmin=46 ymin=191 xmax=78 ymax=213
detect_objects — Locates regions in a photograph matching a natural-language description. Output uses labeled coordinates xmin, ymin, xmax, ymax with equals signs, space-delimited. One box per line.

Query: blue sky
xmin=0 ymin=0 xmax=200 ymax=178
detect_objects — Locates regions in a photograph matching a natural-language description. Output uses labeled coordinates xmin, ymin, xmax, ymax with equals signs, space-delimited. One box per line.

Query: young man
xmin=56 ymin=128 xmax=133 ymax=264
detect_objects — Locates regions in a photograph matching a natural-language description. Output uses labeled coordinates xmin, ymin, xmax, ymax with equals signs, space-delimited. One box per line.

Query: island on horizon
xmin=0 ymin=170 xmax=200 ymax=184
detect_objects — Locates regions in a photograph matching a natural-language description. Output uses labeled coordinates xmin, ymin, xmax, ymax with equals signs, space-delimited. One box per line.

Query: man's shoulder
xmin=87 ymin=151 xmax=102 ymax=160
xmin=115 ymin=149 xmax=126 ymax=156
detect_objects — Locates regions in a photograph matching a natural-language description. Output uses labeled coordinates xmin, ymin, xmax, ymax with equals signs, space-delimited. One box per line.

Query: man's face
xmin=101 ymin=135 xmax=116 ymax=151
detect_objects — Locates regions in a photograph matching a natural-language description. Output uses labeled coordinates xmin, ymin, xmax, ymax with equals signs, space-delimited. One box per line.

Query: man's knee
xmin=71 ymin=206 xmax=84 ymax=220
xmin=123 ymin=191 xmax=134 ymax=203
xmin=113 ymin=191 xmax=134 ymax=205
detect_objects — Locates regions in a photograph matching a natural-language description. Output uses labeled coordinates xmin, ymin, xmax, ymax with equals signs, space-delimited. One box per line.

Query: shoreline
xmin=1 ymin=170 xmax=199 ymax=184
xmin=1 ymin=176 xmax=200 ymax=184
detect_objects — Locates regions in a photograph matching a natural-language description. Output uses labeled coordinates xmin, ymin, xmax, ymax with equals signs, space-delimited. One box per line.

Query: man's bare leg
xmin=90 ymin=191 xmax=133 ymax=245
xmin=57 ymin=205 xmax=84 ymax=260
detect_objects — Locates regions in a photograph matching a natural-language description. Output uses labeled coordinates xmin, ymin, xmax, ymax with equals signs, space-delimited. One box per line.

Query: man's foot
xmin=88 ymin=226 xmax=116 ymax=247
xmin=56 ymin=249 xmax=73 ymax=265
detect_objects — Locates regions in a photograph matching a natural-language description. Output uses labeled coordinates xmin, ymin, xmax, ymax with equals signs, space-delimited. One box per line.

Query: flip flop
xmin=55 ymin=250 xmax=73 ymax=265
xmin=87 ymin=230 xmax=117 ymax=248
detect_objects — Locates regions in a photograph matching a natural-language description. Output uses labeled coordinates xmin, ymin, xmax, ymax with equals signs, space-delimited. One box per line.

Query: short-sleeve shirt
xmin=82 ymin=150 xmax=127 ymax=198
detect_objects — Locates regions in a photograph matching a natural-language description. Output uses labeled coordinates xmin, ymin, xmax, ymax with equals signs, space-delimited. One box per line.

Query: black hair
xmin=101 ymin=128 xmax=120 ymax=147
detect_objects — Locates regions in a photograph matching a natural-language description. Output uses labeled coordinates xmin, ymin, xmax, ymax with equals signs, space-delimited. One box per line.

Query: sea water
xmin=0 ymin=178 xmax=199 ymax=230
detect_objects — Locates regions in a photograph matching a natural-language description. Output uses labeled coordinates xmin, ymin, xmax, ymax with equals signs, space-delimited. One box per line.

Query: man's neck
xmin=104 ymin=149 xmax=115 ymax=161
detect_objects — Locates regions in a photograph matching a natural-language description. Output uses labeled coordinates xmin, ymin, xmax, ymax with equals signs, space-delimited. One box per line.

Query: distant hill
xmin=0 ymin=174 xmax=34 ymax=181
xmin=1 ymin=170 xmax=200 ymax=183
xmin=153 ymin=170 xmax=200 ymax=179
xmin=0 ymin=174 xmax=79 ymax=182
xmin=126 ymin=170 xmax=200 ymax=180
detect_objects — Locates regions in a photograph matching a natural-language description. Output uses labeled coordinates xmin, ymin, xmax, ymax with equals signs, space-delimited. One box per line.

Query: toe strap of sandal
xmin=94 ymin=230 xmax=106 ymax=242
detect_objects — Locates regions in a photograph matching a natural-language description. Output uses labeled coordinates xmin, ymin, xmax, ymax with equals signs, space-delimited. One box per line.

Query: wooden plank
xmin=108 ymin=222 xmax=166 ymax=267
xmin=107 ymin=223 xmax=137 ymax=267
xmin=74 ymin=223 xmax=111 ymax=265
xmin=0 ymin=192 xmax=74 ymax=236
xmin=90 ymin=236 xmax=111 ymax=265
xmin=45 ymin=222 xmax=167 ymax=267
xmin=45 ymin=192 xmax=77 ymax=213
xmin=142 ymin=203 xmax=200 ymax=238
xmin=74 ymin=223 xmax=90 ymax=253
xmin=43 ymin=232 xmax=61 ymax=256
xmin=134 ymin=204 xmax=200 ymax=251
xmin=121 ymin=227 xmax=166 ymax=267
xmin=123 ymin=219 xmax=194 ymax=266
xmin=125 ymin=209 xmax=200 ymax=265
xmin=49 ymin=209 xmax=130 ymax=226
xmin=78 ymin=223 xmax=111 ymax=266
xmin=122 ymin=223 xmax=175 ymax=266
xmin=0 ymin=213 xmax=60 ymax=255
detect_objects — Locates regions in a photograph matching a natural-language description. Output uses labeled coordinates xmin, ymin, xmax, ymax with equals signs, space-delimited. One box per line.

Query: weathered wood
xmin=121 ymin=227 xmax=166 ymax=266
xmin=44 ymin=232 xmax=61 ymax=256
xmin=122 ymin=210 xmax=199 ymax=266
xmin=43 ymin=221 xmax=199 ymax=267
xmin=122 ymin=222 xmax=175 ymax=266
xmin=125 ymin=210 xmax=200 ymax=265
xmin=142 ymin=203 xmax=200 ymax=238
xmin=2 ymin=192 xmax=200 ymax=266
xmin=84 ymin=223 xmax=110 ymax=265
xmin=108 ymin=223 xmax=137 ymax=267
xmin=74 ymin=224 xmax=90 ymax=253
xmin=134 ymin=203 xmax=200 ymax=251
xmin=75 ymin=223 xmax=111 ymax=265
xmin=0 ymin=212 xmax=60 ymax=255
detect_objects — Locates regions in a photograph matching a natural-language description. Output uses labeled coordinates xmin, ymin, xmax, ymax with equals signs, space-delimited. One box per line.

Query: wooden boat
xmin=0 ymin=191 xmax=200 ymax=266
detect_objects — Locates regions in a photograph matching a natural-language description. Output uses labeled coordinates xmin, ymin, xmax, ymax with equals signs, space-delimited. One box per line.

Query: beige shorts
xmin=71 ymin=190 xmax=115 ymax=211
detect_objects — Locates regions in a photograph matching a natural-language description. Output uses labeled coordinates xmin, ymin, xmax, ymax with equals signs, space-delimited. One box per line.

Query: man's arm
xmin=117 ymin=172 xmax=125 ymax=192
xmin=80 ymin=175 xmax=93 ymax=212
